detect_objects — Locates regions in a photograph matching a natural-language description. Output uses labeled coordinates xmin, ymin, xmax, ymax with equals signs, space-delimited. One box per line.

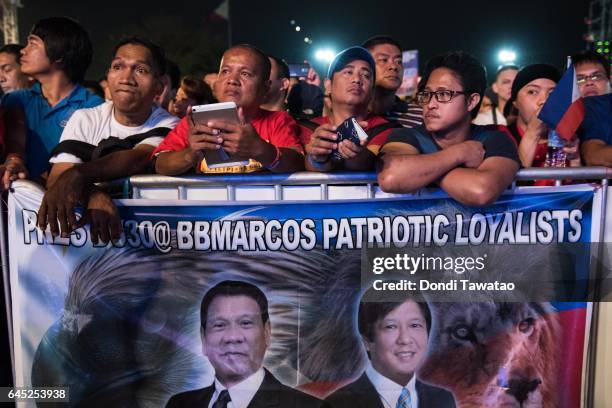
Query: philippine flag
xmin=538 ymin=64 xmax=585 ymax=140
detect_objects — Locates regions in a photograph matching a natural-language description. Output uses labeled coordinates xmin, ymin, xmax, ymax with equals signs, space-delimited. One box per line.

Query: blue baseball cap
xmin=327 ymin=46 xmax=376 ymax=81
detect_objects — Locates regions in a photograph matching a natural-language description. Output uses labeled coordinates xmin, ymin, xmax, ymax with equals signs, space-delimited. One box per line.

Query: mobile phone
xmin=330 ymin=117 xmax=368 ymax=161
xmin=189 ymin=102 xmax=249 ymax=169
xmin=288 ymin=63 xmax=310 ymax=78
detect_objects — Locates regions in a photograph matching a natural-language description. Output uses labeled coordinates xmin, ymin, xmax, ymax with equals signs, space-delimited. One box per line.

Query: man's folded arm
xmin=439 ymin=156 xmax=519 ymax=207
xmin=155 ymin=148 xmax=198 ymax=176
xmin=377 ymin=142 xmax=463 ymax=193
xmin=48 ymin=144 xmax=156 ymax=188
xmin=267 ymin=146 xmax=305 ymax=173
xmin=581 ymin=139 xmax=612 ymax=167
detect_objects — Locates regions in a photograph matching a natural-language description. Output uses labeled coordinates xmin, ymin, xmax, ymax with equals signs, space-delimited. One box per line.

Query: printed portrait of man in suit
xmin=325 ymin=287 xmax=456 ymax=408
xmin=166 ymin=280 xmax=325 ymax=408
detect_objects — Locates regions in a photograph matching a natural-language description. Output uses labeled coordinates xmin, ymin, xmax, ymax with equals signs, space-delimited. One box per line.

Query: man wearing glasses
xmin=571 ymin=50 xmax=610 ymax=98
xmin=377 ymin=52 xmax=520 ymax=207
xmin=572 ymin=51 xmax=612 ymax=167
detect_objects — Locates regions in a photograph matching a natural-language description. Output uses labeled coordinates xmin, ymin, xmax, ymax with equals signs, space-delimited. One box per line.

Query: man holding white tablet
xmin=153 ymin=44 xmax=305 ymax=175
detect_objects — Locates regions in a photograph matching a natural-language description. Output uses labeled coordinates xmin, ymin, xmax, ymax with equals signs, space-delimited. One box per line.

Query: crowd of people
xmin=0 ymin=16 xmax=610 ymax=243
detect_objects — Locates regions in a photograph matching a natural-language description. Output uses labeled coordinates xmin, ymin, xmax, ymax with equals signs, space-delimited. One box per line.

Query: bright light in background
xmin=315 ymin=49 xmax=336 ymax=63
xmin=498 ymin=49 xmax=517 ymax=64
xmin=295 ymin=26 xmax=301 ymax=32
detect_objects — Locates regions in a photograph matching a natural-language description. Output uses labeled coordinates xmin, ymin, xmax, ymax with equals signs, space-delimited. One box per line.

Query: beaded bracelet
xmin=307 ymin=153 xmax=334 ymax=171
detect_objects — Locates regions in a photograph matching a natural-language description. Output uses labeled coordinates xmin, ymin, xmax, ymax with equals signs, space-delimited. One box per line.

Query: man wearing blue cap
xmin=301 ymin=46 xmax=400 ymax=172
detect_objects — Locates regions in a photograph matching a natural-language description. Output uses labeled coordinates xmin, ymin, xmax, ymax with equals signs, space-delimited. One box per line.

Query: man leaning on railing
xmin=377 ymin=52 xmax=520 ymax=207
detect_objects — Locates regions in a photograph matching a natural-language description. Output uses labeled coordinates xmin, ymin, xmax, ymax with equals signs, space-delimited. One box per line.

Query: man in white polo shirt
xmin=38 ymin=37 xmax=178 ymax=244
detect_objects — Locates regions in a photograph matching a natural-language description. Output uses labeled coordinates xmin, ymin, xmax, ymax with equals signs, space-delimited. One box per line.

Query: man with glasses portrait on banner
xmin=376 ymin=51 xmax=520 ymax=207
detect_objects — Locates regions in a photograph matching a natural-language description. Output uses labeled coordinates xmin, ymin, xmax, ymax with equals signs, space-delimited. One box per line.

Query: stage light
xmin=498 ymin=49 xmax=517 ymax=64
xmin=315 ymin=48 xmax=335 ymax=63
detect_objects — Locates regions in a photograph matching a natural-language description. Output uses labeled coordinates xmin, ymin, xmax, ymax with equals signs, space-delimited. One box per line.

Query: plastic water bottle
xmin=544 ymin=130 xmax=567 ymax=167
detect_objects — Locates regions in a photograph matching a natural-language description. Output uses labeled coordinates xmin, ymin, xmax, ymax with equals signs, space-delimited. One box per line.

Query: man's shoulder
xmin=1 ymin=88 xmax=34 ymax=108
xmin=81 ymin=91 xmax=104 ymax=108
xmin=386 ymin=99 xmax=424 ymax=128
xmin=364 ymin=114 xmax=391 ymax=128
xmin=470 ymin=124 xmax=519 ymax=150
xmin=471 ymin=124 xmax=512 ymax=138
xmin=72 ymin=100 xmax=112 ymax=119
xmin=324 ymin=374 xmax=379 ymax=408
xmin=165 ymin=385 xmax=214 ymax=408
xmin=68 ymin=83 xmax=103 ymax=107
xmin=255 ymin=108 xmax=295 ymax=123
xmin=384 ymin=125 xmax=432 ymax=150
xmin=148 ymin=105 xmax=180 ymax=128
xmin=260 ymin=370 xmax=324 ymax=407
xmin=61 ymin=102 xmax=112 ymax=134
xmin=416 ymin=379 xmax=456 ymax=408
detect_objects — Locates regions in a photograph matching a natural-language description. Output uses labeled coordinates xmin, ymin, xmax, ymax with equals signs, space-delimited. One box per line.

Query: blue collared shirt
xmin=2 ymin=82 xmax=103 ymax=179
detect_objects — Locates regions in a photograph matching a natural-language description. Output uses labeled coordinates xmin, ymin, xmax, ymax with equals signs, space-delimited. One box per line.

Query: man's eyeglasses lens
xmin=417 ymin=90 xmax=465 ymax=104
xmin=576 ymin=73 xmax=607 ymax=84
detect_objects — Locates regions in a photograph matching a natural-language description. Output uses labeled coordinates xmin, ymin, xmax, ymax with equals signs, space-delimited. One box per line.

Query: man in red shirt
xmin=302 ymin=46 xmax=399 ymax=172
xmin=153 ymin=44 xmax=304 ymax=174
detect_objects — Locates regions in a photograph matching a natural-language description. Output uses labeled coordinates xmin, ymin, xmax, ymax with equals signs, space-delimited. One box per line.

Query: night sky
xmin=15 ymin=0 xmax=592 ymax=82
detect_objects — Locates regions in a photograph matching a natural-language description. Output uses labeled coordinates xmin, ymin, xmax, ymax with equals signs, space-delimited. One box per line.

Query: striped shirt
xmin=384 ymin=97 xmax=423 ymax=128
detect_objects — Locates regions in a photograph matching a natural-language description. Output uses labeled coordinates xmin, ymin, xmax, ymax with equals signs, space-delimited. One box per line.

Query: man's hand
xmin=304 ymin=65 xmax=321 ymax=87
xmin=337 ymin=139 xmax=366 ymax=160
xmin=77 ymin=190 xmax=123 ymax=245
xmin=453 ymin=140 xmax=485 ymax=168
xmin=336 ymin=120 xmax=369 ymax=160
xmin=38 ymin=167 xmax=89 ymax=237
xmin=1 ymin=155 xmax=28 ymax=190
xmin=185 ymin=107 xmax=225 ymax=165
xmin=205 ymin=107 xmax=270 ymax=161
xmin=528 ymin=106 xmax=548 ymax=137
xmin=305 ymin=123 xmax=338 ymax=162
xmin=564 ymin=136 xmax=581 ymax=167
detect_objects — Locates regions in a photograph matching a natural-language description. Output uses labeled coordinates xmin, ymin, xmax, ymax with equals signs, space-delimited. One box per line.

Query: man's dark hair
xmin=571 ymin=50 xmax=610 ymax=73
xmin=30 ymin=17 xmax=93 ymax=83
xmin=361 ymin=35 xmax=402 ymax=52
xmin=496 ymin=64 xmax=519 ymax=80
xmin=358 ymin=286 xmax=431 ymax=346
xmin=200 ymin=280 xmax=269 ymax=330
xmin=419 ymin=51 xmax=487 ymax=119
xmin=0 ymin=44 xmax=24 ymax=63
xmin=113 ymin=37 xmax=166 ymax=77
xmin=268 ymin=54 xmax=290 ymax=80
xmin=180 ymin=76 xmax=214 ymax=105
xmin=227 ymin=44 xmax=271 ymax=82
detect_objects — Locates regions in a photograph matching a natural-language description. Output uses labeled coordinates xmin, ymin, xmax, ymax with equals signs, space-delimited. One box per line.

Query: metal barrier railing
xmin=128 ymin=167 xmax=612 ymax=201
xmin=2 ymin=167 xmax=611 ymax=406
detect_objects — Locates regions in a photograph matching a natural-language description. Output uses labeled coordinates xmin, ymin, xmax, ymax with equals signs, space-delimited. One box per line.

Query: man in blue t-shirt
xmin=1 ymin=17 xmax=102 ymax=188
xmin=377 ymin=51 xmax=519 ymax=207
xmin=579 ymin=93 xmax=612 ymax=167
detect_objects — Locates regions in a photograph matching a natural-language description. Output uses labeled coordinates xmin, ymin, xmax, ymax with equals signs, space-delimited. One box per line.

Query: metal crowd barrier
xmin=1 ymin=167 xmax=611 ymax=406
xmin=128 ymin=167 xmax=612 ymax=201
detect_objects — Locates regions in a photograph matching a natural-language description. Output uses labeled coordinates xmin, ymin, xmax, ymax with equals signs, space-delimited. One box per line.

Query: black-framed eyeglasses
xmin=416 ymin=90 xmax=467 ymax=105
xmin=576 ymin=72 xmax=607 ymax=85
